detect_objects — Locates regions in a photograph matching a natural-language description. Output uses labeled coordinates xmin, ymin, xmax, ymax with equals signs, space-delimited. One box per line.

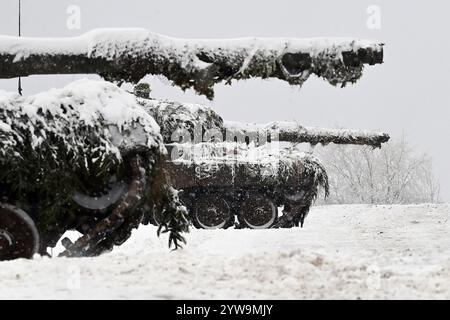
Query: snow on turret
xmin=0 ymin=79 xmax=164 ymax=160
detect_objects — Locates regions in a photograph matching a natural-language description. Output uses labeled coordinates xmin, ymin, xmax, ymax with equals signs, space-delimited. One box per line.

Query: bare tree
xmin=315 ymin=137 xmax=440 ymax=204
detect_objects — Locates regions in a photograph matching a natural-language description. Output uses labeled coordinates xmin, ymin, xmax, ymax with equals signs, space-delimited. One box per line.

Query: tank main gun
xmin=0 ymin=28 xmax=383 ymax=99
xmin=139 ymin=98 xmax=390 ymax=149
xmin=224 ymin=121 xmax=390 ymax=149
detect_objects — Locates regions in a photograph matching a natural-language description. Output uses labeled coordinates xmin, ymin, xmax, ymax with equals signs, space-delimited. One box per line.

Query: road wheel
xmin=194 ymin=195 xmax=232 ymax=229
xmin=72 ymin=176 xmax=128 ymax=211
xmin=238 ymin=194 xmax=277 ymax=229
xmin=0 ymin=204 xmax=40 ymax=261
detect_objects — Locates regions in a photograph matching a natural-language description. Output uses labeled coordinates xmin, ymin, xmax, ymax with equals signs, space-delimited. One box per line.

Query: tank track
xmin=149 ymin=186 xmax=321 ymax=230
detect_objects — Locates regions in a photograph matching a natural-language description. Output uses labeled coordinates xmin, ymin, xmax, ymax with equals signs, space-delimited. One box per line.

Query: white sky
xmin=1 ymin=0 xmax=449 ymax=200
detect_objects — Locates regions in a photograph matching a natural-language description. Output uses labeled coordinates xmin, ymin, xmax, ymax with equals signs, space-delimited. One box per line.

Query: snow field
xmin=0 ymin=204 xmax=448 ymax=299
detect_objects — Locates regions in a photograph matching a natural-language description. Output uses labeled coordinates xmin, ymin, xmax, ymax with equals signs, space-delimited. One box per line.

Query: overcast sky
xmin=1 ymin=0 xmax=449 ymax=200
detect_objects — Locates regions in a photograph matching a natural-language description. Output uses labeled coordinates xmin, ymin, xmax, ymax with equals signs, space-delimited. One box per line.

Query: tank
xmin=0 ymin=80 xmax=188 ymax=261
xmin=138 ymin=95 xmax=390 ymax=229
xmin=165 ymin=142 xmax=330 ymax=229
xmin=0 ymin=29 xmax=386 ymax=258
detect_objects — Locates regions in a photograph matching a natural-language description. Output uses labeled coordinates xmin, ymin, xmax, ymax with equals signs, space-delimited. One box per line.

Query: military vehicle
xmin=0 ymin=28 xmax=385 ymax=259
xmin=139 ymin=97 xmax=390 ymax=229
xmin=0 ymin=80 xmax=188 ymax=261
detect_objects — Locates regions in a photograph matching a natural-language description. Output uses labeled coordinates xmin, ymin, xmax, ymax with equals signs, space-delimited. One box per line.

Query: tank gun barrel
xmin=224 ymin=121 xmax=390 ymax=148
xmin=0 ymin=29 xmax=383 ymax=99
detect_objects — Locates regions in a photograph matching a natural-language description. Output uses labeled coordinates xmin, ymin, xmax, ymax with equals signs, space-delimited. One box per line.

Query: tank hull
xmin=158 ymin=143 xmax=329 ymax=229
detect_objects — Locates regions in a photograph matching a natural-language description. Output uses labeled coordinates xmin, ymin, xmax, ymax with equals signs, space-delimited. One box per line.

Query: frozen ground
xmin=0 ymin=204 xmax=449 ymax=299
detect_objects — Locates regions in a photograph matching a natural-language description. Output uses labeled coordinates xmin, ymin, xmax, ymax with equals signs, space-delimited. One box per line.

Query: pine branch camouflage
xmin=0 ymin=81 xmax=189 ymax=255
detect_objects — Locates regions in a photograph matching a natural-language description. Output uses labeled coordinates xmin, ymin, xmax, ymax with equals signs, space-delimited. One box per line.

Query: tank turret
xmin=140 ymin=98 xmax=390 ymax=148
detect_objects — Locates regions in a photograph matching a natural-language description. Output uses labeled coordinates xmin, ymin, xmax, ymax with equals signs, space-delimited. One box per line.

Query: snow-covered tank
xmin=165 ymin=142 xmax=329 ymax=229
xmin=0 ymin=28 xmax=386 ymax=257
xmin=0 ymin=80 xmax=188 ymax=261
xmin=139 ymin=97 xmax=390 ymax=229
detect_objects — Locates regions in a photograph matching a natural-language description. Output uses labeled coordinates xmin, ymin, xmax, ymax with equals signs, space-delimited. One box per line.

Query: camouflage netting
xmin=0 ymin=79 xmax=189 ymax=252
xmin=140 ymin=98 xmax=223 ymax=143
xmin=0 ymin=29 xmax=383 ymax=99
xmin=169 ymin=142 xmax=329 ymax=197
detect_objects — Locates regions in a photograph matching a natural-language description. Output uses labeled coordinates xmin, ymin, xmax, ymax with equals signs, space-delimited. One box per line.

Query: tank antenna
xmin=18 ymin=0 xmax=22 ymax=96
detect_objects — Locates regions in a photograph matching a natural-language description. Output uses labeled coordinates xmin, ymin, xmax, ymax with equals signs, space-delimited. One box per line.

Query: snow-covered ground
xmin=0 ymin=204 xmax=449 ymax=299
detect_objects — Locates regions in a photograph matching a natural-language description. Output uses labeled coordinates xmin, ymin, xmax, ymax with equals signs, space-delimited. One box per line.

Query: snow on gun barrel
xmin=139 ymin=98 xmax=390 ymax=148
xmin=224 ymin=121 xmax=390 ymax=149
xmin=0 ymin=79 xmax=188 ymax=260
xmin=0 ymin=28 xmax=383 ymax=99
xmin=139 ymin=98 xmax=389 ymax=230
